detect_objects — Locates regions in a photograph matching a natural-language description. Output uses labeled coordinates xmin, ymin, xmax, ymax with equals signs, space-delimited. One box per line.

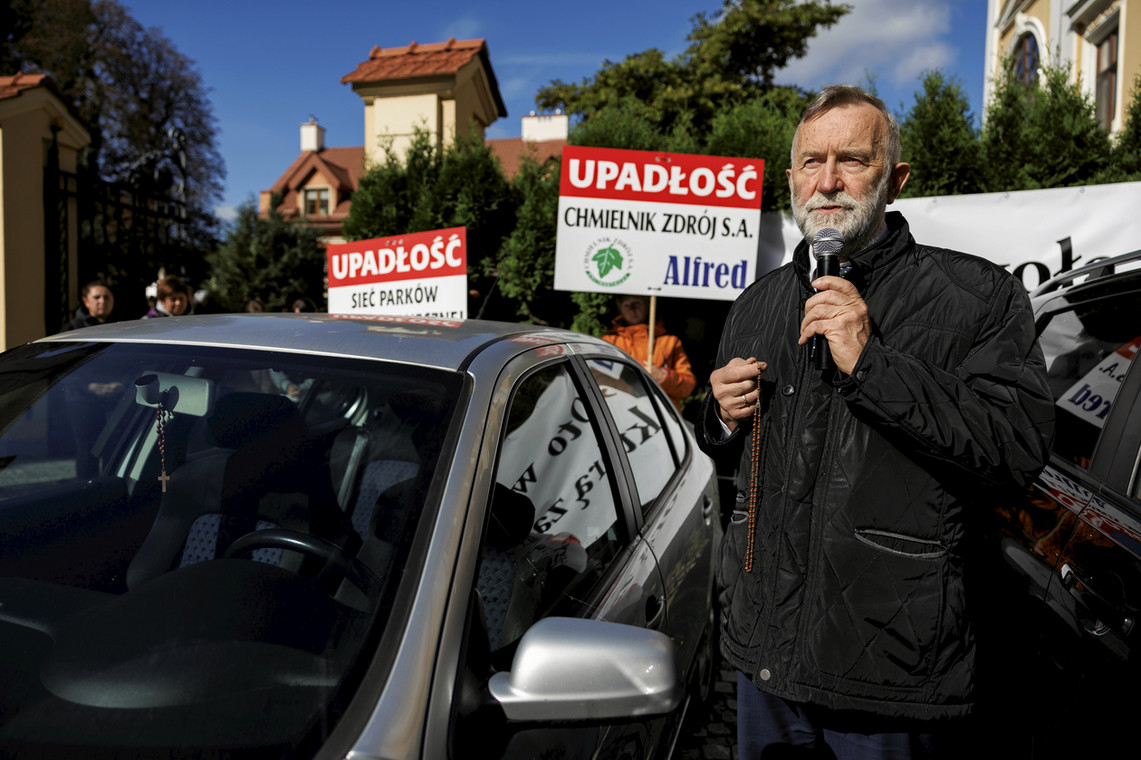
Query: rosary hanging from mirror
xmin=155 ymin=392 xmax=173 ymax=492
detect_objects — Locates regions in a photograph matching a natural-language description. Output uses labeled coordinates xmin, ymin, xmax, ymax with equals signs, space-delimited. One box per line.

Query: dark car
xmin=983 ymin=249 xmax=1141 ymax=758
xmin=0 ymin=315 xmax=720 ymax=759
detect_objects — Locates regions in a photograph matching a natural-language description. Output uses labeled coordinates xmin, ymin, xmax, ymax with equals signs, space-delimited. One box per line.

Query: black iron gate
xmin=44 ymin=131 xmax=195 ymax=331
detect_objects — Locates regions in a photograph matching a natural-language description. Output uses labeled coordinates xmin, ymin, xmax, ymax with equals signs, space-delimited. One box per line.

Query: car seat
xmin=126 ymin=392 xmax=337 ymax=589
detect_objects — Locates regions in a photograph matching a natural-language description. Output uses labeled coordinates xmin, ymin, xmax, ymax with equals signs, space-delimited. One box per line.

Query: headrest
xmin=208 ymin=393 xmax=304 ymax=450
xmin=389 ymin=389 xmax=444 ymax=453
xmin=485 ymin=483 xmax=535 ymax=549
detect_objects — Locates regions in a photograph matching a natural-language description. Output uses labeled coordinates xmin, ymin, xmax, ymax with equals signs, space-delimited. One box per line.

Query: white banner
xmin=760 ymin=182 xmax=1141 ymax=289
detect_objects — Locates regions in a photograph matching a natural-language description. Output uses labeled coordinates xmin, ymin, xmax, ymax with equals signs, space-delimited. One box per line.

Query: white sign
xmin=326 ymin=227 xmax=467 ymax=318
xmin=1057 ymin=336 xmax=1140 ymax=429
xmin=555 ymin=146 xmax=764 ymax=301
xmin=765 ymin=182 xmax=1141 ymax=290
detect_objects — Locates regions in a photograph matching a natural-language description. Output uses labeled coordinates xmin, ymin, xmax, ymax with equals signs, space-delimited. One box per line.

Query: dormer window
xmin=303 ymin=188 xmax=330 ymax=217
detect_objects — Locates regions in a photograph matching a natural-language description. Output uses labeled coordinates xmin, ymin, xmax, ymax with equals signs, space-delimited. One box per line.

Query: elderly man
xmin=695 ymin=85 xmax=1053 ymax=758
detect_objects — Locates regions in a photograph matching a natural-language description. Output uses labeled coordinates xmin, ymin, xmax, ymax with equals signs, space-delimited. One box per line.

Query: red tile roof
xmin=0 ymin=72 xmax=87 ymax=127
xmin=341 ymin=37 xmax=506 ymax=118
xmin=487 ymin=137 xmax=566 ymax=179
xmin=342 ymin=38 xmax=486 ymax=83
xmin=0 ymin=72 xmax=52 ymax=101
xmin=267 ymin=146 xmax=366 ymax=232
xmin=270 ymin=146 xmax=366 ymax=198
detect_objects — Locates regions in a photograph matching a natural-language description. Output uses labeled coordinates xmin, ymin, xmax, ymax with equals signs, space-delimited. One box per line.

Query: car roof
xmin=36 ymin=314 xmax=598 ymax=371
xmin=1031 ymin=248 xmax=1141 ymax=298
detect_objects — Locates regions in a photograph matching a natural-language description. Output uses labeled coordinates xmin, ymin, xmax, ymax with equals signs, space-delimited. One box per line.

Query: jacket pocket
xmin=716 ymin=509 xmax=749 ymax=618
xmin=803 ymin=529 xmax=959 ymax=689
xmin=853 ymin=529 xmax=947 ymax=559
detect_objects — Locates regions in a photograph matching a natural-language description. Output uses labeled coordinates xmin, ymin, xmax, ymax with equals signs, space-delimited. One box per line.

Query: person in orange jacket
xmin=602 ymin=294 xmax=696 ymax=412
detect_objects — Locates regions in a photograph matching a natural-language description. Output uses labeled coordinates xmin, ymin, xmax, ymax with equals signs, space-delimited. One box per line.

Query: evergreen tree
xmin=205 ymin=198 xmax=326 ymax=313
xmin=1107 ymin=75 xmax=1141 ymax=181
xmin=487 ymin=155 xmax=569 ymax=324
xmin=899 ymin=70 xmax=984 ymax=197
xmin=342 ymin=126 xmax=519 ymax=319
xmin=982 ymin=60 xmax=1111 ymax=191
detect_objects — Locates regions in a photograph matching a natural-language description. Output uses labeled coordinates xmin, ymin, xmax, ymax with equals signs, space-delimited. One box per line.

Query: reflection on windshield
xmin=0 ymin=341 xmax=461 ymax=758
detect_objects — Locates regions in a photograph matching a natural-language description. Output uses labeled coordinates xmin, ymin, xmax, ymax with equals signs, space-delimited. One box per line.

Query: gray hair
xmin=792 ymin=85 xmax=901 ymax=167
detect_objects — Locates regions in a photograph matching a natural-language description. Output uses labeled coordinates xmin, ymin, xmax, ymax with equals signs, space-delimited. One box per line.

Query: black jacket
xmin=696 ymin=212 xmax=1053 ymax=719
xmin=61 ymin=308 xmax=101 ymax=332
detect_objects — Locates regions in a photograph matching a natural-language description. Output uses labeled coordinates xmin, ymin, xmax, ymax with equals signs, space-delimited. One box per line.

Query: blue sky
xmin=122 ymin=0 xmax=990 ymax=219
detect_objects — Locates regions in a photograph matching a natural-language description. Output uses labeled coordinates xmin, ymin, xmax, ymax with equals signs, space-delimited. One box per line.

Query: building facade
xmin=0 ymin=74 xmax=89 ymax=350
xmin=985 ymin=0 xmax=1141 ymax=133
xmin=261 ymin=38 xmax=566 ymax=246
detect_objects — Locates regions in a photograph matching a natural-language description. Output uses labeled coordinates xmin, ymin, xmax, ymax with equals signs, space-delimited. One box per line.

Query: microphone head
xmin=812 ymin=227 xmax=844 ymax=259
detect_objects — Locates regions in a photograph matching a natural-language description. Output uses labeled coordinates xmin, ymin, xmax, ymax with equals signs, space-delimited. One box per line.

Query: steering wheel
xmin=224 ymin=529 xmax=378 ymax=602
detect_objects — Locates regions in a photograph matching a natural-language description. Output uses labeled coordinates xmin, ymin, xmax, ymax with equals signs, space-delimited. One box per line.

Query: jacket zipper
xmin=752 ymin=319 xmax=816 ymax=686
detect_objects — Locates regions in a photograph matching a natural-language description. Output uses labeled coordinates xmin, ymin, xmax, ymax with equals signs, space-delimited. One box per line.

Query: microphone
xmin=812 ymin=227 xmax=844 ymax=371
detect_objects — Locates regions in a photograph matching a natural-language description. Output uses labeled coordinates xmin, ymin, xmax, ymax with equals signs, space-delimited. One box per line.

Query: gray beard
xmin=793 ymin=171 xmax=892 ymax=256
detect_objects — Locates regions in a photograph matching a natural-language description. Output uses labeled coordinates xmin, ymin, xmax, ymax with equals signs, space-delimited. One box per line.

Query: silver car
xmin=0 ymin=314 xmax=720 ymax=759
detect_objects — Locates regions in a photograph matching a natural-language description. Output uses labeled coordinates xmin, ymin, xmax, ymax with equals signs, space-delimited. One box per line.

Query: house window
xmin=1096 ymin=30 xmax=1118 ymax=130
xmin=303 ymin=188 xmax=329 ymax=217
xmin=1014 ymin=32 xmax=1039 ymax=86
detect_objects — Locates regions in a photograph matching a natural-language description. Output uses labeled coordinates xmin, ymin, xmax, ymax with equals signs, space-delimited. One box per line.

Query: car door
xmin=446 ymin=348 xmax=669 ymax=760
xmin=992 ymin=283 xmax=1141 ymax=757
xmin=577 ymin=354 xmax=718 ymax=686
xmin=1036 ymin=307 xmax=1141 ymax=758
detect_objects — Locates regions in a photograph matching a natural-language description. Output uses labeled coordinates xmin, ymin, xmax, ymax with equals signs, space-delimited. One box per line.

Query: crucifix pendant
xmin=155 ymin=394 xmax=172 ymax=494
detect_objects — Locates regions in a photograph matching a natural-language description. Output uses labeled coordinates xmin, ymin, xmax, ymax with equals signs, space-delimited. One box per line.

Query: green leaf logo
xmin=593 ymin=245 xmax=624 ymax=279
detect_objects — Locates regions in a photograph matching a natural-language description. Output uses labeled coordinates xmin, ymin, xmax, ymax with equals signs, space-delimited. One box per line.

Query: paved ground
xmin=673 ymin=663 xmax=738 ymax=760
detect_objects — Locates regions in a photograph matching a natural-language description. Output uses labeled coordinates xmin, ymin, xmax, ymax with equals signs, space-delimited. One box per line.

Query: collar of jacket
xmin=608 ymin=316 xmax=670 ymax=335
xmin=792 ymin=211 xmax=916 ymax=293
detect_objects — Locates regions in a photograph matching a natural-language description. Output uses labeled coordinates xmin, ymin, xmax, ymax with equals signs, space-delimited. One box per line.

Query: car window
xmin=478 ymin=362 xmax=624 ymax=653
xmin=0 ymin=340 xmax=462 ymax=759
xmin=1038 ymin=294 xmax=1141 ymax=469
xmin=585 ymin=357 xmax=680 ymax=516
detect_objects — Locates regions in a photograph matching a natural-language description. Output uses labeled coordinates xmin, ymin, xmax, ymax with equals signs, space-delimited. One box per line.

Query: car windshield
xmin=0 ymin=339 xmax=462 ymax=758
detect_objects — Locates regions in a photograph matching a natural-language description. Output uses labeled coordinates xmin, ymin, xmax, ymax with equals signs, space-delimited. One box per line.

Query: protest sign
xmin=327 ymin=227 xmax=467 ymax=318
xmin=555 ymin=146 xmax=764 ymax=301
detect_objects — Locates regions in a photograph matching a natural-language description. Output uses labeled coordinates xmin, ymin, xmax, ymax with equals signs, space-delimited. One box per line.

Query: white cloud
xmin=442 ymin=17 xmax=483 ymax=40
xmin=777 ymin=0 xmax=956 ymax=90
xmin=214 ymin=205 xmax=239 ymax=223
xmin=892 ymin=42 xmax=955 ymax=85
xmin=499 ymin=75 xmax=537 ymax=102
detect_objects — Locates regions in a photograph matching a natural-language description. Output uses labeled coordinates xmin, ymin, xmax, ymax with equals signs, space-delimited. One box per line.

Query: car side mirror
xmin=487 ymin=617 xmax=682 ymax=722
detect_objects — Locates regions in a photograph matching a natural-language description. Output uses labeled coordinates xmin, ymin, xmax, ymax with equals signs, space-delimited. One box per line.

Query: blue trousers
xmin=736 ymin=672 xmax=956 ymax=760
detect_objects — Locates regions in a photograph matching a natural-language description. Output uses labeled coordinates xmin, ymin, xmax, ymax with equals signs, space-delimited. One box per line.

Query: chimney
xmin=301 ymin=116 xmax=325 ymax=152
xmin=521 ymin=110 xmax=568 ymax=142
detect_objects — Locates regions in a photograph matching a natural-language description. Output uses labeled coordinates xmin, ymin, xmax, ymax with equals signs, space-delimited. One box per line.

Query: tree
xmin=899 ymin=70 xmax=984 ymax=197
xmin=537 ymin=0 xmax=848 ymax=135
xmin=5 ymin=0 xmax=223 ymax=244
xmin=529 ymin=3 xmax=847 ymax=333
xmin=1107 ymin=75 xmax=1141 ymax=182
xmin=487 ymin=154 xmax=570 ymax=324
xmin=205 ymin=198 xmax=326 ymax=313
xmin=343 ymin=126 xmax=519 ymax=319
xmin=705 ymin=89 xmax=807 ymax=211
xmin=982 ymin=60 xmax=1111 ymax=191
